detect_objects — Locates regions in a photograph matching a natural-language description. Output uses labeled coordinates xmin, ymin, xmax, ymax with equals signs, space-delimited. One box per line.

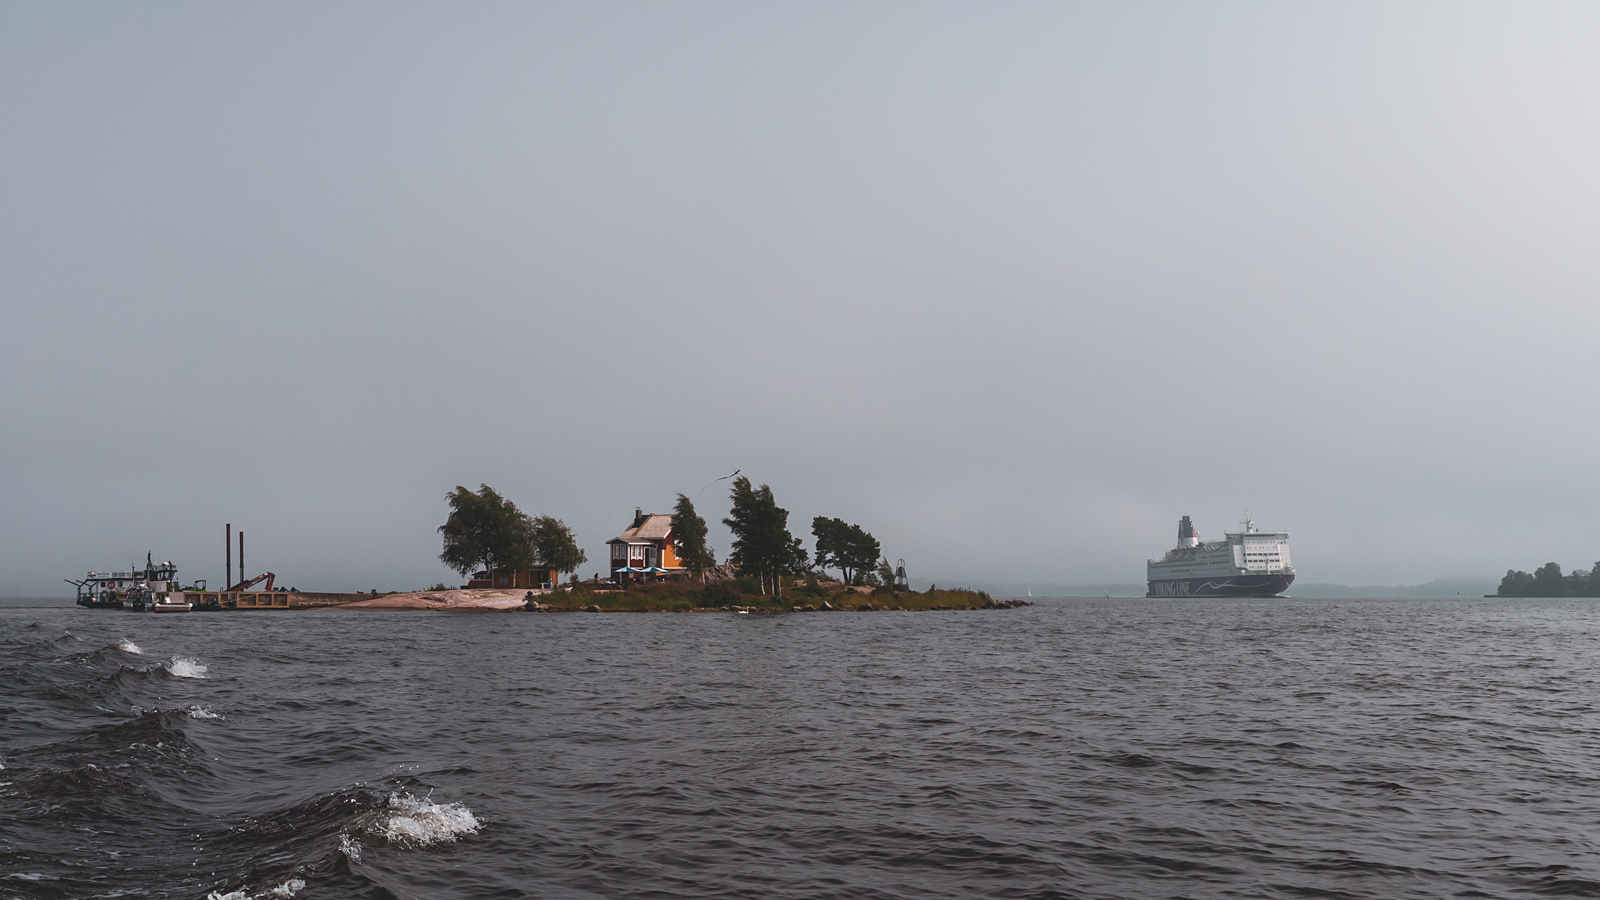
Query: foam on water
xmin=339 ymin=833 xmax=362 ymax=862
xmin=186 ymin=705 xmax=221 ymax=720
xmin=375 ymin=793 xmax=480 ymax=847
xmin=206 ymin=876 xmax=303 ymax=900
xmin=114 ymin=639 xmax=142 ymax=654
xmin=166 ymin=657 xmax=208 ymax=678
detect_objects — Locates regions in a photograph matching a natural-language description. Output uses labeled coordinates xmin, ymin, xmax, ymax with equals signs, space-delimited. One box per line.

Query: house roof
xmin=609 ymin=513 xmax=673 ymax=543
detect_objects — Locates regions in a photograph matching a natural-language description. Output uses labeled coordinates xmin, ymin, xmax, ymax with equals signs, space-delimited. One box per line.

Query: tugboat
xmin=68 ymin=554 xmax=187 ymax=610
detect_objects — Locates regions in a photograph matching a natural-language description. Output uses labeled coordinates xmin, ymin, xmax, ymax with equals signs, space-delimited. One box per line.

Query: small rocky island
xmin=337 ymin=578 xmax=1032 ymax=613
xmin=400 ymin=480 xmax=1030 ymax=614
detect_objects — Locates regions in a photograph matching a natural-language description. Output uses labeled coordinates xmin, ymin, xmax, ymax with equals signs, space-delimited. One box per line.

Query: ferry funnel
xmin=1177 ymin=515 xmax=1199 ymax=548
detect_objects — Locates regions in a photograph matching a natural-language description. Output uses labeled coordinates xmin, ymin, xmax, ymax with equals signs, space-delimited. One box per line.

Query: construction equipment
xmin=227 ymin=572 xmax=276 ymax=592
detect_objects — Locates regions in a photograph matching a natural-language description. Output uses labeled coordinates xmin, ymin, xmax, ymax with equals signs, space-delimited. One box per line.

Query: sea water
xmin=2 ymin=597 xmax=1599 ymax=898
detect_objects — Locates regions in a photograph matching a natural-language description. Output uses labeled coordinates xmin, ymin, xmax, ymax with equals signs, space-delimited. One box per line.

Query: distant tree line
xmin=675 ymin=476 xmax=888 ymax=597
xmin=1497 ymin=562 xmax=1600 ymax=597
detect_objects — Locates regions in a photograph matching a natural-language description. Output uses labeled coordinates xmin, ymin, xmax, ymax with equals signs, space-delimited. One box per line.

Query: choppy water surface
xmin=4 ymin=597 xmax=1600 ymax=899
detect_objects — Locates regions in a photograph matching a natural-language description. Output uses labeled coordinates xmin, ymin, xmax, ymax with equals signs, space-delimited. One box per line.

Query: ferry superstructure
xmin=1146 ymin=516 xmax=1294 ymax=597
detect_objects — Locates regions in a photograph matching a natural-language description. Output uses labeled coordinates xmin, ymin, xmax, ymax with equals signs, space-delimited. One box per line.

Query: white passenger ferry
xmin=1146 ymin=516 xmax=1294 ymax=597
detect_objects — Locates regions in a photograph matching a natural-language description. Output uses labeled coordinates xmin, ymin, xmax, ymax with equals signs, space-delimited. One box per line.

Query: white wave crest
xmin=205 ymin=876 xmax=304 ymax=900
xmin=186 ymin=705 xmax=221 ymax=720
xmin=375 ymin=793 xmax=480 ymax=846
xmin=114 ymin=639 xmax=142 ymax=654
xmin=340 ymin=833 xmax=362 ymax=862
xmin=166 ymin=657 xmax=208 ymax=678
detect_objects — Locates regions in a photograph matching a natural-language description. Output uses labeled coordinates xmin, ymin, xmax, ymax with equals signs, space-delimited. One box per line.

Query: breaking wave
xmin=113 ymin=639 xmax=142 ymax=654
xmin=207 ymin=876 xmax=305 ymax=900
xmin=165 ymin=656 xmax=208 ymax=678
xmin=375 ymin=792 xmax=481 ymax=846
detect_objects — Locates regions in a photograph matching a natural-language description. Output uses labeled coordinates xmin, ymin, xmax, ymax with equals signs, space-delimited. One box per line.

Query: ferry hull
xmin=1147 ymin=573 xmax=1294 ymax=598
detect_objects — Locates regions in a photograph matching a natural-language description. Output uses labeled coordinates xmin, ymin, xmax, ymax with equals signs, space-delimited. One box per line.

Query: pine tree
xmin=812 ymin=516 xmax=881 ymax=585
xmin=723 ymin=476 xmax=805 ymax=595
xmin=672 ymin=494 xmax=716 ymax=582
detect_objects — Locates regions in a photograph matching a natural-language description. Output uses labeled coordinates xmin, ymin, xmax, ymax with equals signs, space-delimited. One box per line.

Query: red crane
xmin=227 ymin=572 xmax=276 ymax=592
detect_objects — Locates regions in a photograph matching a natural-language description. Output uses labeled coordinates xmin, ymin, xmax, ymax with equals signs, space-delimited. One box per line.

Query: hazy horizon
xmin=6 ymin=3 xmax=1600 ymax=596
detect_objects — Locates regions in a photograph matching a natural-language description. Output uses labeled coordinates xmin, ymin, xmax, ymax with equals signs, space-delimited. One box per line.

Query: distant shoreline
xmin=7 ymin=586 xmax=1026 ymax=613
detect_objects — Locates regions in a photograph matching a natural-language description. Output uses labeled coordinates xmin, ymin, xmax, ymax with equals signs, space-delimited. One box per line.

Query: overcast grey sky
xmin=4 ymin=2 xmax=1599 ymax=595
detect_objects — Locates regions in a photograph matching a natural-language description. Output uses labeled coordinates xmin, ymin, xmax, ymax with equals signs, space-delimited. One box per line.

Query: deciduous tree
xmin=1497 ymin=569 xmax=1534 ymax=597
xmin=874 ymin=557 xmax=895 ymax=588
xmin=530 ymin=515 xmax=587 ymax=580
xmin=1531 ymin=562 xmax=1567 ymax=597
xmin=438 ymin=484 xmax=535 ymax=583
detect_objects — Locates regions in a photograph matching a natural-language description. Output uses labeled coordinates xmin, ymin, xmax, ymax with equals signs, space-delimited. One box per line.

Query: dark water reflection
xmin=3 ymin=597 xmax=1599 ymax=899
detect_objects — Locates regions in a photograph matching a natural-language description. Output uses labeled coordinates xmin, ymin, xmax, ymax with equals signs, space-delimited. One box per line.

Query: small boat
xmin=151 ymin=598 xmax=193 ymax=613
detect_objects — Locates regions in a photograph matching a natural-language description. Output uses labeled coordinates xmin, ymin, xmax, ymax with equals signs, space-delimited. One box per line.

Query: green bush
xmin=702 ymin=582 xmax=741 ymax=607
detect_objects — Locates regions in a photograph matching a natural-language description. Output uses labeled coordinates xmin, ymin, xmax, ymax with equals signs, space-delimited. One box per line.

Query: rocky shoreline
xmin=335 ymin=588 xmax=1033 ymax=613
xmin=335 ymin=589 xmax=530 ymax=610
